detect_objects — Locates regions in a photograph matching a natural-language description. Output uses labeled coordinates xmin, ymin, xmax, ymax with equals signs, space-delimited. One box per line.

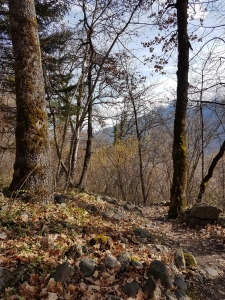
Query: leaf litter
xmin=0 ymin=193 xmax=225 ymax=299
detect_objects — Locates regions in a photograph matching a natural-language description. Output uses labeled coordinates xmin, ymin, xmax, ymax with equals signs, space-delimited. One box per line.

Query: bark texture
xmin=9 ymin=0 xmax=53 ymax=203
xmin=168 ymin=0 xmax=189 ymax=218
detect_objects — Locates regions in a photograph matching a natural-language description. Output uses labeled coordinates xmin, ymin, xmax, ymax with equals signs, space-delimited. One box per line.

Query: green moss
xmin=183 ymin=251 xmax=197 ymax=267
xmin=130 ymin=255 xmax=140 ymax=262
xmin=95 ymin=234 xmax=109 ymax=244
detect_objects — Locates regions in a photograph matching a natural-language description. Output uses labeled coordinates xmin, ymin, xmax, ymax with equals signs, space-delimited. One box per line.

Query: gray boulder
xmin=218 ymin=215 xmax=225 ymax=228
xmin=175 ymin=248 xmax=186 ymax=270
xmin=105 ymin=254 xmax=118 ymax=269
xmin=79 ymin=258 xmax=96 ymax=277
xmin=174 ymin=274 xmax=187 ymax=290
xmin=51 ymin=262 xmax=74 ymax=283
xmin=148 ymin=260 xmax=173 ymax=288
xmin=117 ymin=251 xmax=131 ymax=271
xmin=54 ymin=194 xmax=67 ymax=204
xmin=123 ymin=281 xmax=141 ymax=298
xmin=133 ymin=228 xmax=151 ymax=238
xmin=189 ymin=203 xmax=222 ymax=220
xmin=0 ymin=266 xmax=26 ymax=294
xmin=143 ymin=277 xmax=161 ymax=299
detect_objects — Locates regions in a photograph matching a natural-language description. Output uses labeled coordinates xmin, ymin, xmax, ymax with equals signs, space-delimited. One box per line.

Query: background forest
xmin=0 ymin=0 xmax=225 ymax=210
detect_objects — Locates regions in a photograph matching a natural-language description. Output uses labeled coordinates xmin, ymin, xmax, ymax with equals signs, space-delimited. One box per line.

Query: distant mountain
xmin=95 ymin=100 xmax=225 ymax=151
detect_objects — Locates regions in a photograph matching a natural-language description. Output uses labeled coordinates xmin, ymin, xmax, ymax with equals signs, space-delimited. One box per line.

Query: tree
xmin=168 ymin=0 xmax=189 ymax=218
xmin=9 ymin=0 xmax=53 ymax=203
xmin=198 ymin=140 xmax=225 ymax=201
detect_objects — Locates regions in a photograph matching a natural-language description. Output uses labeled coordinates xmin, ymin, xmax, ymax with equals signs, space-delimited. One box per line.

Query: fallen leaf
xmin=48 ymin=292 xmax=58 ymax=300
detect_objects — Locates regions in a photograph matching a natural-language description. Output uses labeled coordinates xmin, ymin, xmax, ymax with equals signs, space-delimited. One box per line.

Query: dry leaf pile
xmin=0 ymin=193 xmax=225 ymax=300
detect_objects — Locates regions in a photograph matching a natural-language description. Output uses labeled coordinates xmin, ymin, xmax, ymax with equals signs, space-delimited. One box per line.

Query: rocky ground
xmin=143 ymin=205 xmax=225 ymax=299
xmin=0 ymin=192 xmax=225 ymax=299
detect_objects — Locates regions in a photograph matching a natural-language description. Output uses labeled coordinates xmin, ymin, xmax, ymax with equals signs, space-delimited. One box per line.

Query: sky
xmin=64 ymin=0 xmax=225 ymax=127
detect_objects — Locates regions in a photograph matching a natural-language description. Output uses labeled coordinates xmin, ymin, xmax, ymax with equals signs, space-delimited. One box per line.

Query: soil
xmin=143 ymin=205 xmax=225 ymax=300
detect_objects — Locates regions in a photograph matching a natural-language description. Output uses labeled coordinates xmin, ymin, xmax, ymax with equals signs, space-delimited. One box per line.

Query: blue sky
xmin=63 ymin=0 xmax=225 ymax=126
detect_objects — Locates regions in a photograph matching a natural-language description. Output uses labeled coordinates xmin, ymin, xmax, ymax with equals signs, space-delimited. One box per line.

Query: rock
xmin=133 ymin=227 xmax=156 ymax=243
xmin=123 ymin=203 xmax=133 ymax=211
xmin=143 ymin=277 xmax=161 ymax=299
xmin=133 ymin=228 xmax=151 ymax=238
xmin=174 ymin=289 xmax=190 ymax=300
xmin=148 ymin=260 xmax=173 ymax=288
xmin=112 ymin=213 xmax=124 ymax=221
xmin=174 ymin=274 xmax=187 ymax=290
xmin=51 ymin=262 xmax=74 ymax=283
xmin=105 ymin=254 xmax=118 ymax=269
xmin=82 ymin=245 xmax=90 ymax=255
xmin=165 ymin=291 xmax=178 ymax=300
xmin=0 ymin=266 xmax=26 ymax=294
xmin=163 ymin=238 xmax=179 ymax=247
xmin=156 ymin=244 xmax=169 ymax=253
xmin=54 ymin=194 xmax=67 ymax=204
xmin=79 ymin=258 xmax=96 ymax=277
xmin=131 ymin=259 xmax=143 ymax=269
xmin=189 ymin=217 xmax=213 ymax=228
xmin=123 ymin=281 xmax=141 ymax=298
xmin=183 ymin=251 xmax=197 ymax=268
xmin=218 ymin=216 xmax=225 ymax=228
xmin=189 ymin=203 xmax=222 ymax=220
xmin=104 ymin=196 xmax=118 ymax=205
xmin=117 ymin=251 xmax=131 ymax=271
xmin=101 ymin=212 xmax=111 ymax=220
xmin=175 ymin=248 xmax=186 ymax=270
xmin=205 ymin=267 xmax=219 ymax=277
xmin=98 ymin=264 xmax=107 ymax=273
xmin=66 ymin=243 xmax=83 ymax=259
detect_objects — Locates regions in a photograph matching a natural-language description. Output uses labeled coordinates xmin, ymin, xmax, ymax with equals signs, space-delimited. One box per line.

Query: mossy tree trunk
xmin=198 ymin=140 xmax=225 ymax=202
xmin=168 ymin=0 xmax=189 ymax=218
xmin=9 ymin=0 xmax=53 ymax=204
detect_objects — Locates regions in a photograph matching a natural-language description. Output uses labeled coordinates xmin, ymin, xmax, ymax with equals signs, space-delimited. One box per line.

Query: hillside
xmin=0 ymin=192 xmax=225 ymax=300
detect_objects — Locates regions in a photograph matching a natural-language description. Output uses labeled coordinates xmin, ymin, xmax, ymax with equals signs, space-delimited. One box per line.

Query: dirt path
xmin=143 ymin=205 xmax=225 ymax=300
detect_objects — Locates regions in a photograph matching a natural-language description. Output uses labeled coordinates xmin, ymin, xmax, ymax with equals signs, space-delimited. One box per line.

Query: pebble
xmin=205 ymin=267 xmax=219 ymax=277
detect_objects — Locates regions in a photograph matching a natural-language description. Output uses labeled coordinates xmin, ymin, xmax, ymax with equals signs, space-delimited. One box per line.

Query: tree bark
xmin=9 ymin=0 xmax=53 ymax=204
xmin=77 ymin=99 xmax=93 ymax=190
xmin=198 ymin=140 xmax=225 ymax=202
xmin=168 ymin=0 xmax=189 ymax=218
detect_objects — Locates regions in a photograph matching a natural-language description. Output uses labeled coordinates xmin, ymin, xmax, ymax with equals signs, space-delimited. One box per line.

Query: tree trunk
xmin=9 ymin=0 xmax=53 ymax=204
xmin=168 ymin=0 xmax=189 ymax=218
xmin=77 ymin=100 xmax=93 ymax=190
xmin=198 ymin=140 xmax=225 ymax=202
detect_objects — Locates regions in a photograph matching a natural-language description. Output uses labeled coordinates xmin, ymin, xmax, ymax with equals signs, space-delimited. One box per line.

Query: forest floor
xmin=144 ymin=205 xmax=225 ymax=299
xmin=0 ymin=192 xmax=225 ymax=300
